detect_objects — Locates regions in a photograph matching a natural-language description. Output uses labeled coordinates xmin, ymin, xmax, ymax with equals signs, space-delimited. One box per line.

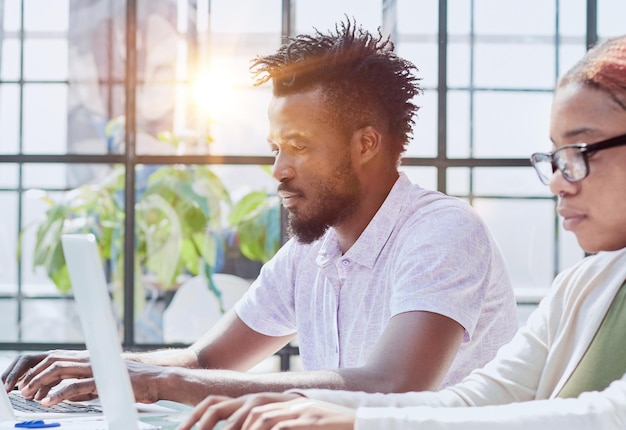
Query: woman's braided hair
xmin=559 ymin=35 xmax=626 ymax=110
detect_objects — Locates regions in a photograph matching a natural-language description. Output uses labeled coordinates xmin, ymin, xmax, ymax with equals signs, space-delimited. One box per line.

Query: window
xmin=0 ymin=0 xmax=623 ymax=360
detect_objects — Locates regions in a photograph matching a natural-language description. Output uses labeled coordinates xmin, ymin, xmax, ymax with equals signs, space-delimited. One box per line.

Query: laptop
xmin=0 ymin=234 xmax=188 ymax=428
xmin=62 ymin=233 xmax=160 ymax=429
xmin=0 ymin=387 xmax=100 ymax=419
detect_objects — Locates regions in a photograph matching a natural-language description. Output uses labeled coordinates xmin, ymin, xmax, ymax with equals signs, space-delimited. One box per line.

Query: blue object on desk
xmin=15 ymin=420 xmax=60 ymax=428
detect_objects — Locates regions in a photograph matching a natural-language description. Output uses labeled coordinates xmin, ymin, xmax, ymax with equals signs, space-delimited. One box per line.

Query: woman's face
xmin=549 ymin=83 xmax=626 ymax=253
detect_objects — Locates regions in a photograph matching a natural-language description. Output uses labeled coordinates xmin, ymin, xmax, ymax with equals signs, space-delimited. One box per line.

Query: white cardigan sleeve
xmin=353 ymin=377 xmax=626 ymax=430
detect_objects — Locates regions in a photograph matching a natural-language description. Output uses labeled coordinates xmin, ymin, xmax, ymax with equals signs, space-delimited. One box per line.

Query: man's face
xmin=267 ymin=87 xmax=362 ymax=243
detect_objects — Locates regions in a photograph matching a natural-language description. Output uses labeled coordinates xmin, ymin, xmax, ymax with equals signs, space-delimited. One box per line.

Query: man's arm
xmin=16 ymin=309 xmax=463 ymax=405
xmin=123 ymin=309 xmax=293 ymax=371
xmin=11 ymin=309 xmax=293 ymax=404
xmin=151 ymin=310 xmax=464 ymax=404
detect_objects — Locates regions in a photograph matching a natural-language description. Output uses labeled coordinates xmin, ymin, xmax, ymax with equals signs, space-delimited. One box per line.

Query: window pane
xmin=23 ymin=164 xmax=69 ymax=189
xmin=68 ymin=84 xmax=119 ymax=155
xmin=474 ymin=43 xmax=556 ymax=89
xmin=559 ymin=0 xmax=586 ymax=37
xmin=559 ymin=222 xmax=584 ymax=272
xmin=21 ymin=300 xmax=84 ymax=343
xmin=0 ymin=192 xmax=18 ymax=292
xmin=20 ymin=190 xmax=62 ymax=293
xmin=447 ymin=90 xmax=470 ymax=158
xmin=447 ymin=167 xmax=470 ymax=196
xmin=406 ymin=90 xmax=437 ymax=157
xmin=24 ymin=0 xmax=69 ymax=31
xmin=19 ymin=164 xmax=124 ymax=296
xmin=295 ymin=0 xmax=381 ymax=34
xmin=447 ymin=167 xmax=551 ymax=197
xmin=397 ymin=42 xmax=438 ymax=90
xmin=68 ymin=1 xmax=126 ymax=155
xmin=210 ymin=0 xmax=281 ymax=33
xmin=397 ymin=0 xmax=439 ymax=91
xmin=23 ymin=84 xmax=68 ymax=154
xmin=209 ymin=87 xmax=274 ymax=156
xmin=598 ymin=0 xmax=626 ymax=38
xmin=474 ymin=0 xmax=555 ymax=36
xmin=448 ymin=42 xmax=471 ymax=88
xmin=473 ymin=198 xmax=556 ymax=291
xmin=1 ymin=39 xmax=21 ymax=80
xmin=0 ymin=164 xmax=18 ymax=188
xmin=0 ymin=84 xmax=20 ymax=154
xmin=400 ymin=166 xmax=438 ymax=191
xmin=69 ymin=2 xmax=127 ymax=82
xmin=2 ymin=0 xmax=21 ymax=32
xmin=473 ymin=167 xmax=550 ymax=197
xmin=0 ymin=300 xmax=18 ymax=342
xmin=24 ymin=163 xmax=118 ymax=189
xmin=474 ymin=91 xmax=552 ymax=158
xmin=398 ymin=0 xmax=439 ymax=34
xmin=559 ymin=43 xmax=587 ymax=78
xmin=24 ymin=39 xmax=69 ymax=81
xmin=447 ymin=0 xmax=471 ymax=34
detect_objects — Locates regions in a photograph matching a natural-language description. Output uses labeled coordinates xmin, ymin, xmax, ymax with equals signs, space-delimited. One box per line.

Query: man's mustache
xmin=277 ymin=183 xmax=301 ymax=195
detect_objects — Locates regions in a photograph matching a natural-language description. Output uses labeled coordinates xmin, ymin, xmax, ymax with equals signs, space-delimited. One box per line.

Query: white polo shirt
xmin=235 ymin=173 xmax=518 ymax=388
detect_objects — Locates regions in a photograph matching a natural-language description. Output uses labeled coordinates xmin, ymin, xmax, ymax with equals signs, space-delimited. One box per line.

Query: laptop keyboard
xmin=9 ymin=390 xmax=101 ymax=414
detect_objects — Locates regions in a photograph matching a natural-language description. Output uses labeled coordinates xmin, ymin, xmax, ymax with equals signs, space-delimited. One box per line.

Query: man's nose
xmin=272 ymin=153 xmax=295 ymax=182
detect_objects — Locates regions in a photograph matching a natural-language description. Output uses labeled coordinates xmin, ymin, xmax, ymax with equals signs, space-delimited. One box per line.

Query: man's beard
xmin=286 ymin=161 xmax=361 ymax=244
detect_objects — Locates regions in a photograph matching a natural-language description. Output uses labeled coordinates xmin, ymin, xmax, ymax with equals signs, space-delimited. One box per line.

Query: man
xmin=2 ymin=18 xmax=517 ymax=407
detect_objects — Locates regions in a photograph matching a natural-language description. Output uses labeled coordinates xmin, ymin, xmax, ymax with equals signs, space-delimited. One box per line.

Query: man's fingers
xmin=20 ymin=361 xmax=93 ymax=400
xmin=41 ymin=379 xmax=98 ymax=406
xmin=2 ymin=354 xmax=47 ymax=391
xmin=2 ymin=351 xmax=91 ymax=394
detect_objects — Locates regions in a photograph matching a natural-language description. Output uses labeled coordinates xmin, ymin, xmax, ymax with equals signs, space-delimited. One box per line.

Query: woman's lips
xmin=558 ymin=208 xmax=586 ymax=231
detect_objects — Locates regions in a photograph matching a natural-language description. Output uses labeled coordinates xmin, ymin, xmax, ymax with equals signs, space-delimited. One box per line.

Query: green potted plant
xmin=20 ymin=161 xmax=231 ymax=307
xmin=228 ymin=166 xmax=282 ymax=265
xmin=21 ymin=162 xmax=281 ymax=315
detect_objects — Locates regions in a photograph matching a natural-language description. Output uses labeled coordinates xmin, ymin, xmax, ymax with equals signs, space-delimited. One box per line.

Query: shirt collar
xmin=317 ymin=173 xmax=411 ymax=269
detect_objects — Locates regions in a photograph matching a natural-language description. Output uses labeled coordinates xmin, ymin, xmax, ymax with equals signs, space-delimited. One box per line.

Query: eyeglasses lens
xmin=532 ymin=154 xmax=554 ymax=184
xmin=554 ymin=147 xmax=587 ymax=182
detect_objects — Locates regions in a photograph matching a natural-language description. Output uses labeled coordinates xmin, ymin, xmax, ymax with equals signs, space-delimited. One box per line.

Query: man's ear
xmin=352 ymin=126 xmax=382 ymax=165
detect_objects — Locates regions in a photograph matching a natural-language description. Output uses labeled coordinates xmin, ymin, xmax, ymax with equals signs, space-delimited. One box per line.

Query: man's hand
xmin=37 ymin=360 xmax=166 ymax=406
xmin=1 ymin=350 xmax=90 ymax=397
xmin=176 ymin=393 xmax=304 ymax=430
xmin=241 ymin=398 xmax=355 ymax=430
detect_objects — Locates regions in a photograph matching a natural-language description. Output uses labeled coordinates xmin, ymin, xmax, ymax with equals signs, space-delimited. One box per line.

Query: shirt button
xmin=342 ymin=259 xmax=350 ymax=266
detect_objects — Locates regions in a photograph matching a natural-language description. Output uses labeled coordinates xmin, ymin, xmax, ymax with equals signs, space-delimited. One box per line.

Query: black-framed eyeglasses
xmin=530 ymin=132 xmax=626 ymax=185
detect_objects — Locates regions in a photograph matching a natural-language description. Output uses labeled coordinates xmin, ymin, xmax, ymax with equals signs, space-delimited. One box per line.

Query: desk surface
xmin=141 ymin=401 xmax=194 ymax=429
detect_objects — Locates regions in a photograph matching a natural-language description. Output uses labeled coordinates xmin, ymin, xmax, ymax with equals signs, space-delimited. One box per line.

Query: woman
xmin=178 ymin=34 xmax=626 ymax=430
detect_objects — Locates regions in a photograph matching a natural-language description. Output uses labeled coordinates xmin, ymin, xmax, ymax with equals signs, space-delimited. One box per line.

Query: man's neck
xmin=334 ymin=173 xmax=399 ymax=254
